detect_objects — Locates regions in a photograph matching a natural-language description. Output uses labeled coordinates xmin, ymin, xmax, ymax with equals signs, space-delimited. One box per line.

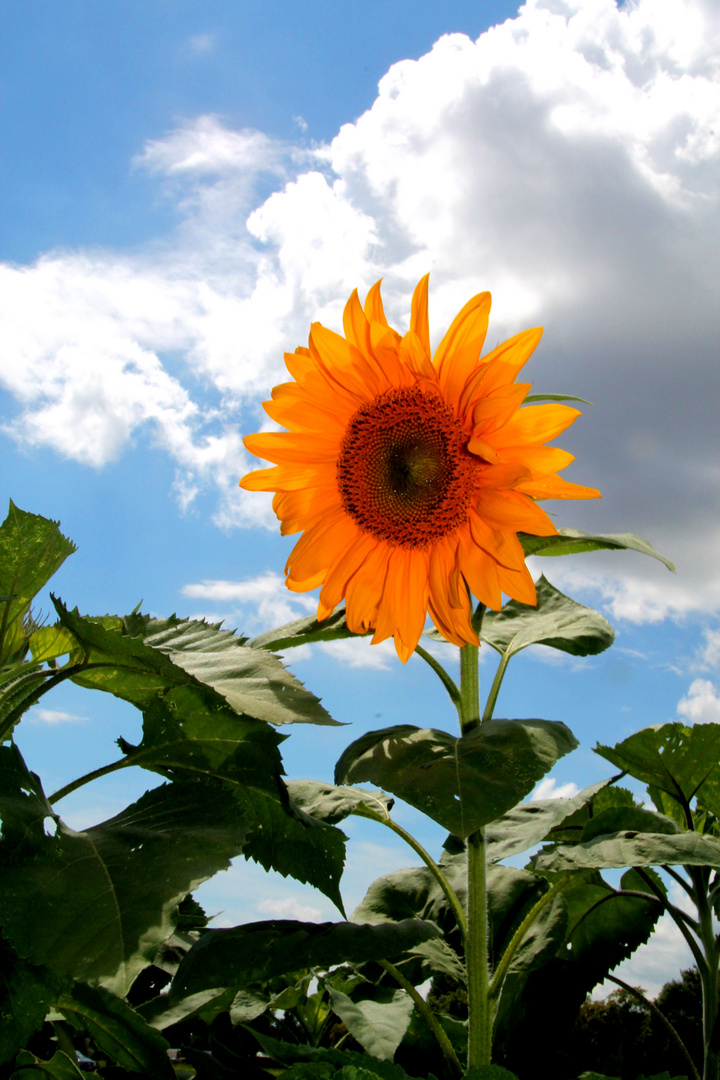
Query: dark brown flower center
xmin=336 ymin=386 xmax=477 ymax=547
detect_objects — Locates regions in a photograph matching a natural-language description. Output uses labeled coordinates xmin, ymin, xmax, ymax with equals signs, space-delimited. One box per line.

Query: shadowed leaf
xmin=596 ymin=722 xmax=720 ymax=818
xmin=287 ymin=780 xmax=394 ymax=824
xmin=519 ymin=527 xmax=674 ymax=571
xmin=485 ymin=781 xmax=612 ymax=862
xmin=335 ymin=721 xmax=578 ymax=837
xmin=247 ymin=608 xmax=362 ymax=652
xmin=171 ymin=919 xmax=440 ymax=998
xmin=480 ymin=576 xmax=614 ymax=659
xmin=328 ymin=987 xmax=414 ymax=1061
xmin=0 ymin=745 xmax=262 ymax=994
xmin=57 ymin=982 xmax=173 ymax=1077
xmin=534 ymin=830 xmax=720 ymax=872
xmin=54 ymin=602 xmax=337 ymax=726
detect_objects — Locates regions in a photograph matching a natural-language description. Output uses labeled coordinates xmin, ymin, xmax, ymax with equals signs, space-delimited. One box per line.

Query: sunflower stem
xmin=414 ymin=642 xmax=464 ymax=727
xmin=460 ymin=642 xmax=492 ymax=1071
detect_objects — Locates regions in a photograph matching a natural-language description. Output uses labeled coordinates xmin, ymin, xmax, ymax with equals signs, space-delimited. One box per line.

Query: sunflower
xmin=241 ymin=276 xmax=599 ymax=662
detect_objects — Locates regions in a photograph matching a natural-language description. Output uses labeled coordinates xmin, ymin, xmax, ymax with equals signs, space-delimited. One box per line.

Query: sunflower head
xmin=241 ymin=276 xmax=599 ymax=662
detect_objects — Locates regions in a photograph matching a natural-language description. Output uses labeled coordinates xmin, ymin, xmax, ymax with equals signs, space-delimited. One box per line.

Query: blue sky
xmin=2 ymin=0 xmax=720 ymax=996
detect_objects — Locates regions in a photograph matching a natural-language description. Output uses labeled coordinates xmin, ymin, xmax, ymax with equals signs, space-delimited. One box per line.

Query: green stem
xmin=414 ymin=642 xmax=464 ymax=727
xmin=459 ymin=643 xmax=480 ymax=733
xmin=605 ymin=975 xmax=701 ymax=1080
xmin=49 ymin=756 xmax=132 ymax=804
xmin=482 ymin=649 xmax=511 ymax=723
xmin=460 ymin=642 xmax=491 ymax=1070
xmin=690 ymin=866 xmax=720 ymax=1080
xmin=371 ymin=811 xmax=467 ymax=943
xmin=379 ymin=958 xmax=462 ymax=1078
xmin=489 ymin=883 xmax=563 ymax=1003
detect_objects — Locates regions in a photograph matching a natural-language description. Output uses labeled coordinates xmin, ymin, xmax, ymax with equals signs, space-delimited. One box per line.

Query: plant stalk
xmin=460 ymin=642 xmax=492 ymax=1070
xmin=379 ymin=958 xmax=462 ymax=1078
xmin=691 ymin=866 xmax=720 ymax=1080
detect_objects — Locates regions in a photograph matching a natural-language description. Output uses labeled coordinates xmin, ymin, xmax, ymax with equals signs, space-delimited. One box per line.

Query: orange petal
xmin=286 ymin=569 xmax=327 ymax=593
xmin=273 ymin=483 xmax=341 ymax=535
xmin=473 ymin=489 xmax=558 ymax=535
xmin=478 ymin=327 xmax=543 ymax=378
xmin=244 ymin=432 xmax=340 ymax=464
xmin=498 ymin=446 xmax=575 ymax=474
xmin=264 ymin=396 xmax=350 ymax=435
xmin=364 ymin=280 xmax=390 ymax=326
xmin=434 ymin=291 xmax=492 ymax=409
xmin=515 ymin=475 xmax=602 ymax=500
xmin=410 ymin=274 xmax=431 ymax=361
xmin=458 ymin=527 xmax=503 ymax=610
xmin=285 ymin=509 xmax=354 ymax=584
xmin=240 ymin=462 xmax=335 ymax=492
xmin=428 ymin=538 xmax=478 ymax=645
xmin=343 ymin=289 xmax=372 ymax=354
xmin=318 ymin=528 xmax=378 ymax=615
xmin=467 ymin=438 xmax=499 ymax=463
xmin=471 ymin=383 xmax=532 ymax=434
xmin=492 ymin=404 xmax=581 ymax=447
xmin=497 ymin=562 xmax=537 ymax=606
xmin=468 ymin=511 xmax=526 ymax=572
xmin=399 ymin=330 xmax=436 ymax=380
xmin=345 ymin=542 xmax=392 ymax=633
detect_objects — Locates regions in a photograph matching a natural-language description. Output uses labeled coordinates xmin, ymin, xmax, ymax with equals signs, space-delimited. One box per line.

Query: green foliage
xmin=0 ymin=502 xmax=76 ymax=664
xmin=249 ymin=1031 xmax=436 ymax=1079
xmin=56 ymin=982 xmax=173 ymax=1076
xmin=335 ymin=720 xmax=577 ymax=837
xmin=171 ymin=919 xmax=441 ymax=998
xmin=596 ymin=722 xmax=720 ymax=819
xmin=485 ymin=781 xmax=612 ymax=863
xmin=247 ymin=607 xmax=364 ymax=652
xmin=328 ymin=986 xmax=414 ymax=1060
xmin=535 ymin=828 xmax=720 ymax=873
xmin=0 ymin=938 xmax=67 ymax=1066
xmin=287 ymin=779 xmax=394 ymax=825
xmin=518 ymin=528 xmax=675 ymax=571
xmin=10 ymin=1049 xmax=95 ymax=1079
xmin=54 ymin=602 xmax=336 ymax=727
xmin=480 ymin=576 xmax=614 ymax=659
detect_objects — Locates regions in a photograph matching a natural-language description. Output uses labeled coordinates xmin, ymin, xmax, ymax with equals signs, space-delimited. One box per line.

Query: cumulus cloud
xmin=531 ymin=776 xmax=580 ymax=800
xmin=29 ymin=708 xmax=86 ymax=725
xmin=677 ymin=678 xmax=720 ymax=723
xmin=2 ymin=0 xmax=719 ymax=616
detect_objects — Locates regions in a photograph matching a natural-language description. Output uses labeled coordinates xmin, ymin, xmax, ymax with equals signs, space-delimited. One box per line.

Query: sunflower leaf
xmin=328 ymin=987 xmax=414 ymax=1061
xmin=484 ymin=780 xmax=613 ymax=862
xmin=117 ymin=697 xmax=347 ymax=912
xmin=0 ymin=745 xmax=263 ymax=995
xmin=0 ymin=502 xmax=76 ymax=661
xmin=334 ymin=720 xmax=578 ymax=837
xmin=595 ymin=722 xmax=720 ymax=817
xmin=287 ymin=779 xmax=394 ymax=824
xmin=57 ymin=982 xmax=173 ymax=1077
xmin=0 ymin=938 xmax=67 ymax=1065
xmin=52 ymin=601 xmax=338 ymax=726
xmin=247 ymin=607 xmax=362 ymax=651
xmin=480 ymin=576 xmax=614 ymax=659
xmin=524 ymin=393 xmax=594 ymax=405
xmin=533 ymin=830 xmax=720 ymax=872
xmin=519 ymin=528 xmax=675 ymax=571
xmin=170 ymin=919 xmax=440 ymax=998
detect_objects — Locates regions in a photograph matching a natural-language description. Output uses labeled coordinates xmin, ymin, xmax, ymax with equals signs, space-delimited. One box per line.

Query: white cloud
xmin=696 ymin=627 xmax=720 ymax=669
xmin=318 ymin=638 xmax=395 ymax=671
xmin=531 ymin=776 xmax=580 ymax=800
xmin=677 ymin=678 xmax=720 ymax=724
xmin=29 ymin=708 xmax=86 ymax=725
xmin=257 ymin=897 xmax=323 ymax=921
xmin=2 ymin=0 xmax=719 ymax=618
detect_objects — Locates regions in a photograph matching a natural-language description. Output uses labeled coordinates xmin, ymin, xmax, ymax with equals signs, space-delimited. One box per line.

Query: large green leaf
xmin=596 ymin=722 xmax=720 ymax=817
xmin=0 ymin=503 xmax=76 ymax=659
xmin=57 ymin=982 xmax=173 ymax=1077
xmin=328 ymin=987 xmax=414 ymax=1061
xmin=534 ymin=830 xmax=720 ymax=872
xmin=335 ymin=720 xmax=578 ymax=837
xmin=0 ymin=746 xmax=260 ymax=994
xmin=518 ymin=528 xmax=675 ymax=571
xmin=170 ymin=919 xmax=440 ymax=998
xmin=11 ymin=1050 xmax=94 ymax=1079
xmin=54 ymin=602 xmax=337 ymax=726
xmin=118 ymin=697 xmax=347 ymax=911
xmin=0 ymin=939 xmax=66 ymax=1066
xmin=249 ymin=1031 xmax=434 ymax=1079
xmin=287 ymin=780 xmax=394 ymax=824
xmin=485 ymin=781 xmax=612 ymax=862
xmin=248 ymin=607 xmax=361 ymax=652
xmin=480 ymin=576 xmax=614 ymax=659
